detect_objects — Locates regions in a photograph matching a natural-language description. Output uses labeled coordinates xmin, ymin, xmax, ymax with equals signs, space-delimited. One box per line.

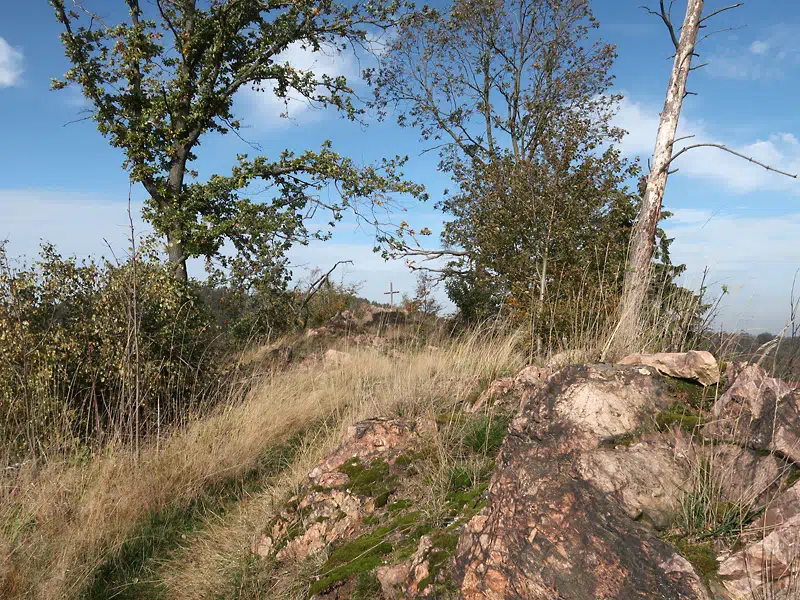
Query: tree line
xmin=47 ymin=0 xmax=795 ymax=350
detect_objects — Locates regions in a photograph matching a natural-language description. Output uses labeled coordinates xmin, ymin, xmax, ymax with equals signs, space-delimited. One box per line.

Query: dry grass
xmin=0 ymin=325 xmax=523 ymax=599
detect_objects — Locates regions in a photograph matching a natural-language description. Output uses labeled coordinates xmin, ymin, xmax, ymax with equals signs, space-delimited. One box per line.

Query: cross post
xmin=384 ymin=281 xmax=400 ymax=307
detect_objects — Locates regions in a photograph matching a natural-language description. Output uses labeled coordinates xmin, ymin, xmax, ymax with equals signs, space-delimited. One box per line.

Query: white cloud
xmin=1 ymin=189 xmax=148 ymax=262
xmin=749 ymin=40 xmax=770 ymax=56
xmin=709 ymin=26 xmax=800 ymax=80
xmin=613 ymin=96 xmax=800 ymax=195
xmin=665 ymin=209 xmax=800 ymax=332
xmin=241 ymin=42 xmax=362 ymax=128
xmin=0 ymin=37 xmax=23 ymax=88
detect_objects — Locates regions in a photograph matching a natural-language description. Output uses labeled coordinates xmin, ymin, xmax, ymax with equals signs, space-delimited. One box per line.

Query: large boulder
xmin=704 ymin=364 xmax=800 ymax=463
xmin=453 ymin=365 xmax=710 ymax=599
xmin=618 ymin=351 xmax=720 ymax=386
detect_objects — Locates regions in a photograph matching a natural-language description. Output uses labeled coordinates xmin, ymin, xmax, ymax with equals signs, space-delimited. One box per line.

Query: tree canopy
xmin=52 ymin=0 xmax=426 ymax=282
xmin=369 ymin=0 xmax=671 ymax=339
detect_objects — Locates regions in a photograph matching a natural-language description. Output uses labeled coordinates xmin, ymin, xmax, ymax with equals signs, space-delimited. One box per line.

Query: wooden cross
xmin=384 ymin=281 xmax=400 ymax=307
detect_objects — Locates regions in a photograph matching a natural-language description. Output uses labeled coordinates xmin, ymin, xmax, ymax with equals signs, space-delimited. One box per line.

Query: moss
xmin=416 ymin=532 xmax=460 ymax=592
xmin=448 ymin=466 xmax=474 ymax=492
xmin=388 ymin=499 xmax=413 ymax=513
xmin=338 ymin=457 xmax=399 ymax=503
xmin=664 ymin=377 xmax=716 ymax=410
xmin=787 ymin=466 xmax=800 ymax=489
xmin=310 ymin=512 xmax=421 ymax=595
xmin=675 ymin=539 xmax=718 ymax=580
xmin=447 ymin=483 xmax=488 ymax=515
xmin=352 ymin=572 xmax=382 ymax=599
xmin=656 ymin=402 xmax=704 ymax=433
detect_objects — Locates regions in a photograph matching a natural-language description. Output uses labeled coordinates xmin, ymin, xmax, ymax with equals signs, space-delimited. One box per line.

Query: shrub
xmin=0 ymin=241 xmax=221 ymax=456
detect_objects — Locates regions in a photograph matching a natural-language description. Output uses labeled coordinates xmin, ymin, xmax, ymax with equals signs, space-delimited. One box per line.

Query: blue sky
xmin=2 ymin=1 xmax=800 ymax=332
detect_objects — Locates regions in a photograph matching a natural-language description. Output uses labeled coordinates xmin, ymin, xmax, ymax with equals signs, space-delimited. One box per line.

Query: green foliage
xmin=371 ymin=0 xmax=703 ymax=348
xmin=51 ymin=0 xmax=426 ymax=280
xmin=0 ymin=240 xmax=220 ymax=455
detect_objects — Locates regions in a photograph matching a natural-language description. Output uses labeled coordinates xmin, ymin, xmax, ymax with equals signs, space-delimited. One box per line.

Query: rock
xmin=578 ymin=435 xmax=691 ymax=530
xmin=376 ymin=535 xmax=438 ymax=599
xmin=468 ymin=365 xmax=553 ymax=414
xmin=748 ymin=483 xmax=800 ymax=537
xmin=718 ymin=512 xmax=800 ymax=599
xmin=323 ymin=349 xmax=352 ymax=367
xmin=618 ymin=350 xmax=720 ymax=386
xmin=703 ymin=444 xmax=787 ymax=511
xmin=704 ymin=364 xmax=800 ymax=463
xmin=454 ymin=365 xmax=710 ymax=599
xmin=259 ymin=418 xmax=422 ymax=565
xmin=538 ymin=364 xmax=669 ymax=446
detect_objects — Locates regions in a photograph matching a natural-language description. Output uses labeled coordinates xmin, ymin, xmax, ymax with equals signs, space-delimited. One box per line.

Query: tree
xmin=613 ymin=0 xmax=797 ymax=355
xmin=369 ymin=0 xmax=645 ymax=339
xmin=412 ymin=271 xmax=441 ymax=315
xmin=52 ymin=0 xmax=425 ymax=282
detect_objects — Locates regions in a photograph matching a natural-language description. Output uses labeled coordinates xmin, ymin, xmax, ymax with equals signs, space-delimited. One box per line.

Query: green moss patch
xmin=663 ymin=377 xmax=716 ymax=410
xmin=338 ymin=457 xmax=400 ymax=505
xmin=670 ymin=537 xmax=718 ymax=580
xmin=656 ymin=402 xmax=704 ymax=433
xmin=309 ymin=513 xmax=420 ymax=595
xmin=787 ymin=465 xmax=800 ymax=489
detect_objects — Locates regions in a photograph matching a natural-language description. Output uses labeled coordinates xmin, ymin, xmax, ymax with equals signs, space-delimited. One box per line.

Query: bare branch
xmin=698 ymin=25 xmax=746 ymax=44
xmin=641 ymin=1 xmax=680 ymax=49
xmin=667 ymin=143 xmax=798 ymax=179
xmin=672 ymin=134 xmax=696 ymax=145
xmin=298 ymin=260 xmax=354 ymax=320
xmin=396 ymin=248 xmax=470 ymax=259
xmin=689 ymin=62 xmax=709 ymax=71
xmin=699 ymin=3 xmax=744 ymax=24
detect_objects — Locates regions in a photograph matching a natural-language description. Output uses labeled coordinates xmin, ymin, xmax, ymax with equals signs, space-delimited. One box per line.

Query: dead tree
xmin=610 ymin=0 xmax=797 ymax=357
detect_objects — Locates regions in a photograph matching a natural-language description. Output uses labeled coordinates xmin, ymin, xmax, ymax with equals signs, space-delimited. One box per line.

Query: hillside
xmin=3 ymin=317 xmax=800 ymax=599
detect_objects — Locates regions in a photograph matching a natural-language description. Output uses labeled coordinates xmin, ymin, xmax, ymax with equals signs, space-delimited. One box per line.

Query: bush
xmin=0 ymin=241 xmax=221 ymax=456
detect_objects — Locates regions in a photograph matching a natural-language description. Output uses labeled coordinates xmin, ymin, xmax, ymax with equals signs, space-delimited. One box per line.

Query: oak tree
xmin=52 ymin=0 xmax=425 ymax=282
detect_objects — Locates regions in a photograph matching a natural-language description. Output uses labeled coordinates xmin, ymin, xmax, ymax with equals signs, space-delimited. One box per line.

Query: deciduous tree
xmin=52 ymin=0 xmax=425 ymax=282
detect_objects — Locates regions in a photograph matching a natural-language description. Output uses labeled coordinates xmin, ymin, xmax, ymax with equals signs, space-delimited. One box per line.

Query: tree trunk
xmin=612 ymin=0 xmax=704 ymax=356
xmin=165 ymin=151 xmax=189 ymax=282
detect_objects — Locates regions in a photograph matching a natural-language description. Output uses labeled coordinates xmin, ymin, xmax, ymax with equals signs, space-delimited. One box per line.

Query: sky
xmin=2 ymin=1 xmax=800 ymax=333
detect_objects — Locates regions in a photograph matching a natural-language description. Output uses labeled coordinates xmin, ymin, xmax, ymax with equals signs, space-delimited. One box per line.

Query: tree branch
xmin=699 ymin=3 xmax=744 ymax=24
xmin=298 ymin=260 xmax=353 ymax=319
xmin=667 ymin=143 xmax=798 ymax=179
xmin=698 ymin=25 xmax=745 ymax=44
xmin=641 ymin=1 xmax=680 ymax=50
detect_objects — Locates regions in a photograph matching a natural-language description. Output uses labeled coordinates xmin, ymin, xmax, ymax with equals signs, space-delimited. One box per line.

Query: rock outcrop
xmin=255 ymin=353 xmax=800 ymax=600
xmin=255 ymin=419 xmax=423 ymax=566
xmin=704 ymin=364 xmax=800 ymax=463
xmin=468 ymin=365 xmax=553 ymax=413
xmin=454 ymin=364 xmax=710 ymax=599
